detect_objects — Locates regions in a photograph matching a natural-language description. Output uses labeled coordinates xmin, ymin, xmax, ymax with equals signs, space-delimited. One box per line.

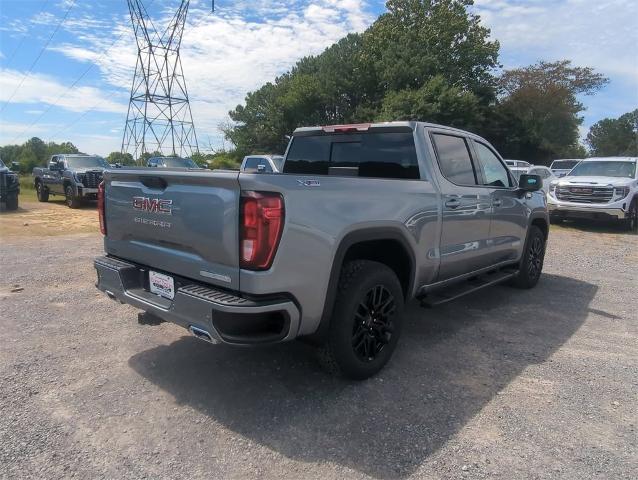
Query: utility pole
xmin=122 ymin=0 xmax=199 ymax=163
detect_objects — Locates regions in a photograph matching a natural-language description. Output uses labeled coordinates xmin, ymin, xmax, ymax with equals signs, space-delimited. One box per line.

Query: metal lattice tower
xmin=122 ymin=0 xmax=198 ymax=162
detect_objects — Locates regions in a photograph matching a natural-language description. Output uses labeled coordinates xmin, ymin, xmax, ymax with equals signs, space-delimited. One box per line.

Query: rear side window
xmin=283 ymin=132 xmax=419 ymax=179
xmin=431 ymin=134 xmax=477 ymax=185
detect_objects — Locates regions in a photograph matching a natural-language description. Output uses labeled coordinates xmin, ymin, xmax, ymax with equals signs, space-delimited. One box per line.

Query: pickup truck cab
xmin=94 ymin=121 xmax=548 ymax=379
xmin=548 ymin=156 xmax=637 ymax=230
xmin=33 ymin=154 xmax=109 ymax=208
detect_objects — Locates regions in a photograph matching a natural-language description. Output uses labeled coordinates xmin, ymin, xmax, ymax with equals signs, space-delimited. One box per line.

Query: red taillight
xmin=98 ymin=181 xmax=106 ymax=235
xmin=240 ymin=191 xmax=284 ymax=270
xmin=322 ymin=123 xmax=371 ymax=133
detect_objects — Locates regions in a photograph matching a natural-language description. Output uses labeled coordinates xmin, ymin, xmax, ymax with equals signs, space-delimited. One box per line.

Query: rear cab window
xmin=283 ymin=128 xmax=420 ymax=179
xmin=430 ymin=133 xmax=477 ymax=185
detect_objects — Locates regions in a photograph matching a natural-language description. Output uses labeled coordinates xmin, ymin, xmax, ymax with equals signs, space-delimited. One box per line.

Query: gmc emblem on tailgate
xmin=132 ymin=196 xmax=172 ymax=215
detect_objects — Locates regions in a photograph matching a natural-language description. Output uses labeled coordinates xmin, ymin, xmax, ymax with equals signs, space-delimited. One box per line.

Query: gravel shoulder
xmin=0 ymin=211 xmax=636 ymax=479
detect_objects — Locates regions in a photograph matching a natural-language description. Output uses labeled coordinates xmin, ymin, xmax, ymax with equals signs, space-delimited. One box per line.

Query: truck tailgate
xmin=103 ymin=169 xmax=240 ymax=290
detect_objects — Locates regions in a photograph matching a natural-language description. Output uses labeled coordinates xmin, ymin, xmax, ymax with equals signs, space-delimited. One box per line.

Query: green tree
xmin=586 ymin=109 xmax=638 ymax=156
xmin=106 ymin=151 xmax=135 ymax=166
xmin=492 ymin=60 xmax=608 ymax=164
xmin=377 ymin=75 xmax=482 ymax=129
xmin=225 ymin=0 xmax=500 ymax=155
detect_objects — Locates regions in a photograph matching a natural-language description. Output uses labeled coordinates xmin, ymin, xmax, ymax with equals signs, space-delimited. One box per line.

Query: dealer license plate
xmin=149 ymin=270 xmax=175 ymax=300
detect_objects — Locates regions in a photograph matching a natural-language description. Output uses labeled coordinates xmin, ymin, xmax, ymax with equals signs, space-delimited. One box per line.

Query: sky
xmin=0 ymin=0 xmax=636 ymax=157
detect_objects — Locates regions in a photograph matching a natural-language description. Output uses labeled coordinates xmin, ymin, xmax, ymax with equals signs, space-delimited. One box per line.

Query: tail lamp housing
xmin=240 ymin=191 xmax=284 ymax=270
xmin=98 ymin=181 xmax=106 ymax=235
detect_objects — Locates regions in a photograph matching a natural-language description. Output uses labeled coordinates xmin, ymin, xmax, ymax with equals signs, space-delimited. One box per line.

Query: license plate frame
xmin=149 ymin=270 xmax=175 ymax=300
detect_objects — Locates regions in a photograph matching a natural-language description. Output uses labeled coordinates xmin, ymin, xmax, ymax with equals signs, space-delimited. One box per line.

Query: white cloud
xmin=0 ymin=68 xmax=126 ymax=113
xmin=473 ymin=0 xmax=638 ymax=83
xmin=46 ymin=1 xmax=376 ymax=146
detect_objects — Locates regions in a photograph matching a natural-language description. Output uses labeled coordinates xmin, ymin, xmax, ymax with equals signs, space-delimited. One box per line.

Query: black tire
xmin=510 ymin=225 xmax=546 ymax=289
xmin=65 ymin=185 xmax=81 ymax=209
xmin=36 ymin=182 xmax=49 ymax=202
xmin=6 ymin=192 xmax=18 ymax=211
xmin=317 ymin=260 xmax=404 ymax=380
xmin=625 ymin=198 xmax=637 ymax=233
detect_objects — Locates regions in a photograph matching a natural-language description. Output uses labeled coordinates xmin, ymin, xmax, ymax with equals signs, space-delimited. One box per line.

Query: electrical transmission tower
xmin=122 ymin=0 xmax=199 ymax=162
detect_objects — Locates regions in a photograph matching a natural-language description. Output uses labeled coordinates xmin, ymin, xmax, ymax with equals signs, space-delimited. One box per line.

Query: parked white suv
xmin=547 ymin=157 xmax=638 ymax=231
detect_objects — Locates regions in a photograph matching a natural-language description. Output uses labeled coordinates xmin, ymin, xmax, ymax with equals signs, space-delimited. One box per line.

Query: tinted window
xmin=284 ymin=131 xmax=419 ymax=179
xmin=163 ymin=157 xmax=198 ymax=168
xmin=551 ymin=160 xmax=580 ymax=170
xmin=66 ymin=156 xmax=109 ymax=168
xmin=474 ymin=142 xmax=511 ymax=187
xmin=432 ymin=134 xmax=476 ymax=185
xmin=530 ymin=167 xmax=551 ymax=179
xmin=569 ymin=161 xmax=636 ymax=178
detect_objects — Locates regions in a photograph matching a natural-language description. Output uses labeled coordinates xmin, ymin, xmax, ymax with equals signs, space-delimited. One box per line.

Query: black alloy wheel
xmin=352 ymin=285 xmax=396 ymax=362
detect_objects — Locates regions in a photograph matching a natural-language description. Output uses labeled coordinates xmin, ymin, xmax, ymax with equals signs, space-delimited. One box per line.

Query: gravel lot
xmin=1 ymin=203 xmax=636 ymax=479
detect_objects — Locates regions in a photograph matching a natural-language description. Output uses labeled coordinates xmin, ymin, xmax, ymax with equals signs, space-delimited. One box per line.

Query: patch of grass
xmin=19 ymin=174 xmax=35 ymax=191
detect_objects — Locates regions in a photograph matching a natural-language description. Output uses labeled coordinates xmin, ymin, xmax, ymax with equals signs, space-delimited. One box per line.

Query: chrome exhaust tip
xmin=189 ymin=325 xmax=215 ymax=344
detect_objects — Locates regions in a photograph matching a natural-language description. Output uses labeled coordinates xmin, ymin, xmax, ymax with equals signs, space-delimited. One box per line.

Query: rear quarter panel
xmin=238 ymin=165 xmax=440 ymax=336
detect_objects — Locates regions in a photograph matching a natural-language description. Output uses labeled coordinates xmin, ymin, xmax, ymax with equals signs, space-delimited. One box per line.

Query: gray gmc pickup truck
xmin=95 ymin=121 xmax=548 ymax=379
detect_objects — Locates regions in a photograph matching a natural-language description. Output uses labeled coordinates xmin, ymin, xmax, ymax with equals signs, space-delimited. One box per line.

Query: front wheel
xmin=65 ymin=185 xmax=81 ymax=209
xmin=36 ymin=182 xmax=49 ymax=202
xmin=510 ymin=225 xmax=546 ymax=289
xmin=625 ymin=199 xmax=637 ymax=233
xmin=318 ymin=260 xmax=405 ymax=380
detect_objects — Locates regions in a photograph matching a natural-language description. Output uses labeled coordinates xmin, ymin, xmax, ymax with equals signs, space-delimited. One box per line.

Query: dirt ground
xmin=0 ymin=202 xmax=636 ymax=479
xmin=0 ymin=200 xmax=99 ymax=237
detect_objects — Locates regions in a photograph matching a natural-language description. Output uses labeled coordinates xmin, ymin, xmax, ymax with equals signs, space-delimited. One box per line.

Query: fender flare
xmin=308 ymin=226 xmax=417 ymax=343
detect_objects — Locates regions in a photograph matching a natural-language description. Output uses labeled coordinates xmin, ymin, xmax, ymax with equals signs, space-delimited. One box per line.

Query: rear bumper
xmin=94 ymin=255 xmax=301 ymax=345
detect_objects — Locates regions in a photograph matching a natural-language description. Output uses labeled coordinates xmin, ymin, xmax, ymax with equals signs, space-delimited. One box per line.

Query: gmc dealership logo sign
xmin=132 ymin=196 xmax=172 ymax=215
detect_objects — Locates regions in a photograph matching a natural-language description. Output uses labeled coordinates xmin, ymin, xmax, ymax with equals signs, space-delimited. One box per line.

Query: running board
xmin=419 ymin=269 xmax=517 ymax=307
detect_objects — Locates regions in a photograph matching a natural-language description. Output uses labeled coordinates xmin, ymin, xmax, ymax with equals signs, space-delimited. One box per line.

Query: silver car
xmin=527 ymin=166 xmax=558 ymax=193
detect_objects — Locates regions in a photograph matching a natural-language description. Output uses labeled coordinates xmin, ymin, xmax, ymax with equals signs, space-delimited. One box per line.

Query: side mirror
xmin=518 ymin=174 xmax=542 ymax=192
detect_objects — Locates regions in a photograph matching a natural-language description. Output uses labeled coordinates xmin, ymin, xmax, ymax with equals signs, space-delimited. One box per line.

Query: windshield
xmin=0 ymin=159 xmax=5 ymax=169
xmin=569 ymin=161 xmax=636 ymax=178
xmin=66 ymin=156 xmax=109 ymax=169
xmin=163 ymin=157 xmax=198 ymax=168
xmin=271 ymin=155 xmax=284 ymax=171
xmin=552 ymin=160 xmax=580 ymax=170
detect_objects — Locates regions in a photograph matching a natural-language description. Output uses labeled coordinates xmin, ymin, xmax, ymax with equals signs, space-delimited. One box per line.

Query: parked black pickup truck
xmin=0 ymin=158 xmax=20 ymax=211
xmin=33 ymin=154 xmax=109 ymax=208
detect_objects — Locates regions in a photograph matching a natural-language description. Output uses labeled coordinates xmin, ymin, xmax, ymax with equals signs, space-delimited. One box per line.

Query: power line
xmin=3 ymin=0 xmax=51 ymax=69
xmin=0 ymin=0 xmax=76 ymax=113
xmin=49 ymin=5 xmax=215 ymax=145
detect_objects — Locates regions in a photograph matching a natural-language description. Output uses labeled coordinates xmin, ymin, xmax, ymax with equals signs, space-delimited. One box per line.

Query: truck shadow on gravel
xmin=129 ymin=273 xmax=596 ymax=479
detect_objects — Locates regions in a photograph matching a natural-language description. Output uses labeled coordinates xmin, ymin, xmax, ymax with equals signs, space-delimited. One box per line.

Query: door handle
xmin=493 ymin=199 xmax=502 ymax=207
xmin=445 ymin=198 xmax=461 ymax=209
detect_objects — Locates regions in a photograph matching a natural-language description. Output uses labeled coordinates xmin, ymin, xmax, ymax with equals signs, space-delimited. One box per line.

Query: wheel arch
xmin=307 ymin=227 xmax=416 ymax=344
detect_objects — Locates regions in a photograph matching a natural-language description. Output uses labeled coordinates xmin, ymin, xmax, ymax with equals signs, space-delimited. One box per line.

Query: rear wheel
xmin=65 ymin=185 xmax=81 ymax=209
xmin=625 ymin=199 xmax=637 ymax=233
xmin=510 ymin=225 xmax=546 ymax=289
xmin=36 ymin=182 xmax=49 ymax=202
xmin=318 ymin=260 xmax=404 ymax=380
